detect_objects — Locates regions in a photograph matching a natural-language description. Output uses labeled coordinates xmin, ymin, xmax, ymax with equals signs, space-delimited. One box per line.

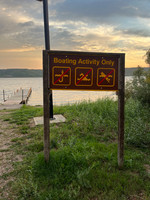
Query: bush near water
xmin=125 ymin=66 xmax=150 ymax=148
xmin=125 ymin=66 xmax=150 ymax=106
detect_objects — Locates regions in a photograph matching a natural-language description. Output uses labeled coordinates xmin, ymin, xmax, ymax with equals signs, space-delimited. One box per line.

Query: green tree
xmin=145 ymin=48 xmax=150 ymax=66
xmin=125 ymin=66 xmax=150 ymax=106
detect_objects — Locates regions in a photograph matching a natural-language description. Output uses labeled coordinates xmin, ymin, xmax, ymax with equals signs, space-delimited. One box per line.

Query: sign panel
xmin=49 ymin=51 xmax=120 ymax=91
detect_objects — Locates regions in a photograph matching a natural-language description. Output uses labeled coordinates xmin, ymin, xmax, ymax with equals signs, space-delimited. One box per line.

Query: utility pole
xmin=37 ymin=0 xmax=53 ymax=119
xmin=37 ymin=0 xmax=53 ymax=162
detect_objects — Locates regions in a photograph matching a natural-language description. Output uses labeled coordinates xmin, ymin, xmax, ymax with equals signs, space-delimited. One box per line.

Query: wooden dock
xmin=3 ymin=88 xmax=32 ymax=105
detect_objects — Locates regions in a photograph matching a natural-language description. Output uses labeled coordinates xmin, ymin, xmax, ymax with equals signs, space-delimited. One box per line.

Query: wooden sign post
xmin=43 ymin=50 xmax=50 ymax=162
xmin=43 ymin=50 xmax=125 ymax=167
xmin=118 ymin=55 xmax=125 ymax=168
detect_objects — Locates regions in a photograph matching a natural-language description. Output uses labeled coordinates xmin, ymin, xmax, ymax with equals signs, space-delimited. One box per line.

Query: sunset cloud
xmin=0 ymin=0 xmax=150 ymax=69
xmin=0 ymin=47 xmax=36 ymax=53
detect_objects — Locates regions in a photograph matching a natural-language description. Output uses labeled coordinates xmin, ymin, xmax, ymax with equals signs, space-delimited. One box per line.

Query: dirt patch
xmin=144 ymin=164 xmax=150 ymax=175
xmin=127 ymin=193 xmax=147 ymax=200
xmin=0 ymin=111 xmax=23 ymax=199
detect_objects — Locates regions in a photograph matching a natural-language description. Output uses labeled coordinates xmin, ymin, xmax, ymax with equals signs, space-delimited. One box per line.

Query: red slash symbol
xmin=98 ymin=69 xmax=114 ymax=85
xmin=76 ymin=69 xmax=92 ymax=85
xmin=54 ymin=68 xmax=70 ymax=84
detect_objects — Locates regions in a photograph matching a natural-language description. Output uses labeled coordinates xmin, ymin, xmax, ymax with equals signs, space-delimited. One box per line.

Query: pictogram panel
xmin=97 ymin=68 xmax=115 ymax=87
xmin=52 ymin=66 xmax=71 ymax=86
xmin=75 ymin=67 xmax=93 ymax=86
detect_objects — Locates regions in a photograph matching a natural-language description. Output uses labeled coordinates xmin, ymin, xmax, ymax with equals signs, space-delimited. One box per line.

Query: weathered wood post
xmin=22 ymin=89 xmax=24 ymax=102
xmin=43 ymin=50 xmax=50 ymax=162
xmin=118 ymin=54 xmax=125 ymax=168
xmin=3 ymin=90 xmax=6 ymax=102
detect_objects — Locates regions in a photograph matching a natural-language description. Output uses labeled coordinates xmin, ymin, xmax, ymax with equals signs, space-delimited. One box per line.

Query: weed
xmin=125 ymin=99 xmax=150 ymax=148
xmin=11 ymin=137 xmax=21 ymax=142
xmin=3 ymin=117 xmax=10 ymax=121
xmin=0 ymin=149 xmax=9 ymax=152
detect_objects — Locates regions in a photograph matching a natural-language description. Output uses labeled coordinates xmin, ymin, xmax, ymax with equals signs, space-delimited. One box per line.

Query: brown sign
xmin=49 ymin=51 xmax=120 ymax=91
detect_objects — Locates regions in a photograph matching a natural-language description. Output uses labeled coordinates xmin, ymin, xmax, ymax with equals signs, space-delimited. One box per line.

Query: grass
xmin=1 ymin=99 xmax=150 ymax=200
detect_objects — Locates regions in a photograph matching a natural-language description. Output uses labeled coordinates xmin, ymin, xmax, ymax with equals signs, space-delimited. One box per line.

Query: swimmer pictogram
xmin=75 ymin=67 xmax=93 ymax=86
xmin=77 ymin=73 xmax=91 ymax=82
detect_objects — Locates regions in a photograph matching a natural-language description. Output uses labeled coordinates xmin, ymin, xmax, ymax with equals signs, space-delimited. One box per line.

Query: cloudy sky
xmin=0 ymin=0 xmax=150 ymax=69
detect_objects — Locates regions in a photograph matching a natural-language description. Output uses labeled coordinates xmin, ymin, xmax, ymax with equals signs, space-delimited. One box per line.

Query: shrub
xmin=125 ymin=66 xmax=150 ymax=106
xmin=125 ymin=99 xmax=150 ymax=149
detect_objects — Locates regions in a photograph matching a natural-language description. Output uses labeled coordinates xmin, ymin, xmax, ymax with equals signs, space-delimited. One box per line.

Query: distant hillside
xmin=0 ymin=69 xmax=42 ymax=78
xmin=0 ymin=67 xmax=149 ymax=77
xmin=125 ymin=67 xmax=149 ymax=76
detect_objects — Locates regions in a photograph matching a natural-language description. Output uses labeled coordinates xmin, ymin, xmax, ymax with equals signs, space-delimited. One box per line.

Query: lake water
xmin=0 ymin=77 xmax=132 ymax=106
